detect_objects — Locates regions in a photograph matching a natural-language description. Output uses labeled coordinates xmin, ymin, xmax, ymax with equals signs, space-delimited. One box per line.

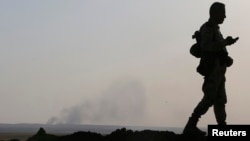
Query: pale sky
xmin=0 ymin=0 xmax=249 ymax=128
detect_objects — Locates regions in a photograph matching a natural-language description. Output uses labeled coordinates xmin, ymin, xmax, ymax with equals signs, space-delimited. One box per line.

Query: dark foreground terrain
xmin=25 ymin=127 xmax=207 ymax=141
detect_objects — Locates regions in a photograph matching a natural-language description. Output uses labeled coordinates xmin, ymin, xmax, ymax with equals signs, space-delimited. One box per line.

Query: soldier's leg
xmin=183 ymin=78 xmax=217 ymax=135
xmin=214 ymin=103 xmax=226 ymax=125
xmin=194 ymin=76 xmax=220 ymax=118
xmin=213 ymin=78 xmax=227 ymax=125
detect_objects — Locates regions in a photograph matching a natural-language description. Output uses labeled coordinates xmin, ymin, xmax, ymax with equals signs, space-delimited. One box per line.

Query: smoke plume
xmin=47 ymin=79 xmax=147 ymax=125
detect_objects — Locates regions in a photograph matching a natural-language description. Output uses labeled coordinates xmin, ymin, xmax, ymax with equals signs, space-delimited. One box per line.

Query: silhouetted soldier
xmin=183 ymin=2 xmax=239 ymax=136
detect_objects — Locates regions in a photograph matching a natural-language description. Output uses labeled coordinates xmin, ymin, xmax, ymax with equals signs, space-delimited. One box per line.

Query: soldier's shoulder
xmin=200 ymin=22 xmax=216 ymax=34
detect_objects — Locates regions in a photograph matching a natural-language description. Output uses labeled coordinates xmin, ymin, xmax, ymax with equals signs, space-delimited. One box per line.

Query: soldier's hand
xmin=226 ymin=36 xmax=239 ymax=46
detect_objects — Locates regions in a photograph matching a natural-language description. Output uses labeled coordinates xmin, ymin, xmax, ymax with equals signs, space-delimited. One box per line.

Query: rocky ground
xmin=25 ymin=127 xmax=207 ymax=141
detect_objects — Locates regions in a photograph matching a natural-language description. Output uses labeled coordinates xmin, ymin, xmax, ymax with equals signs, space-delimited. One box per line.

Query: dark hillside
xmin=26 ymin=127 xmax=207 ymax=141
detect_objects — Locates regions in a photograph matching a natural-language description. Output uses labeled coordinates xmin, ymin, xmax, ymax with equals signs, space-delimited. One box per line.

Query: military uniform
xmin=195 ymin=20 xmax=230 ymax=124
xmin=183 ymin=20 xmax=233 ymax=135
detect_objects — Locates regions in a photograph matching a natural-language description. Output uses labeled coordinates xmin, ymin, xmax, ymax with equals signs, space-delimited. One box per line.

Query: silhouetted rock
xmin=37 ymin=127 xmax=46 ymax=135
xmin=59 ymin=131 xmax=103 ymax=141
xmin=26 ymin=127 xmax=207 ymax=141
xmin=105 ymin=128 xmax=177 ymax=141
xmin=27 ymin=127 xmax=59 ymax=141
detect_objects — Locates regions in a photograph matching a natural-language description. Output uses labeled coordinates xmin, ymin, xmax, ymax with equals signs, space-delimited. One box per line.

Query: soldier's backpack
xmin=190 ymin=30 xmax=201 ymax=58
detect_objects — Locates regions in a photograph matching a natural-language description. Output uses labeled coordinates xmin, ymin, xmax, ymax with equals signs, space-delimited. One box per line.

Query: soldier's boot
xmin=183 ymin=97 xmax=211 ymax=136
xmin=183 ymin=117 xmax=206 ymax=136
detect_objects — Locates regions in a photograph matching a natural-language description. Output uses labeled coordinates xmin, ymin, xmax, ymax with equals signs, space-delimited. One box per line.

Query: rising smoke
xmin=47 ymin=79 xmax=147 ymax=126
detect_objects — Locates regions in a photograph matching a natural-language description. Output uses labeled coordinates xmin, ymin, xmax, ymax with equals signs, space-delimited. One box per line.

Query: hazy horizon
xmin=1 ymin=0 xmax=249 ymax=128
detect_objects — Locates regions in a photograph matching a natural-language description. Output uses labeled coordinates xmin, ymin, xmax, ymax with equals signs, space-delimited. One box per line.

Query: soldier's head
xmin=209 ymin=2 xmax=226 ymax=24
